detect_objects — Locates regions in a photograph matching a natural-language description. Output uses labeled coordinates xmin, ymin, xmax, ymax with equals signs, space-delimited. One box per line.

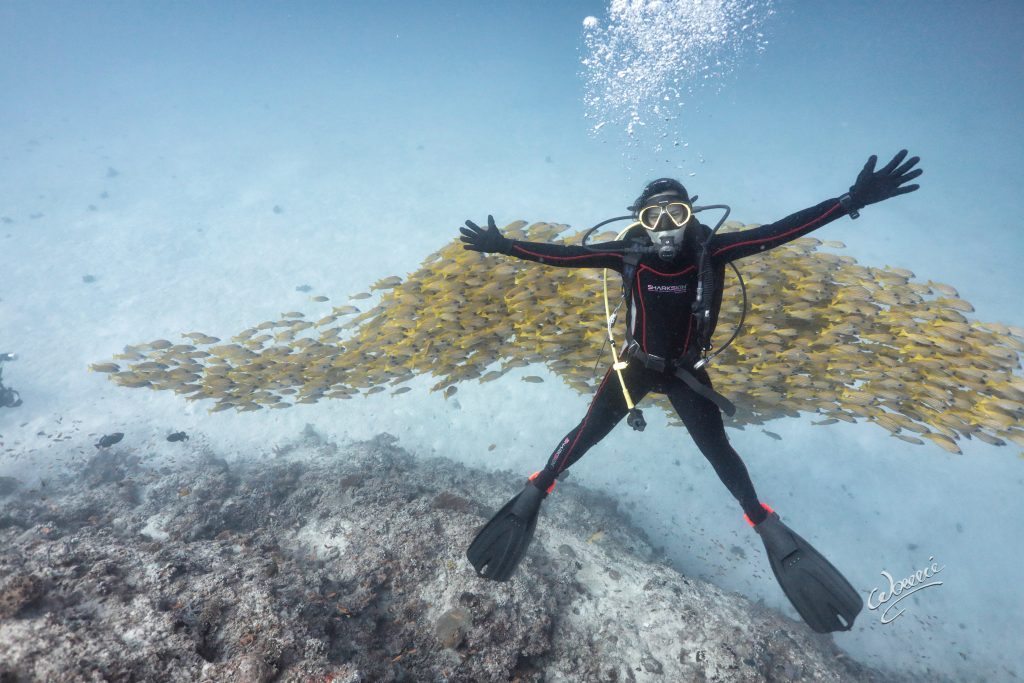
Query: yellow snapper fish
xmin=95 ymin=220 xmax=1023 ymax=454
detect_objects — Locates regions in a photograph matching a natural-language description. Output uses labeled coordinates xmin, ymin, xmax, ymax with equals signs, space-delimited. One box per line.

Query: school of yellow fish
xmin=92 ymin=220 xmax=1024 ymax=456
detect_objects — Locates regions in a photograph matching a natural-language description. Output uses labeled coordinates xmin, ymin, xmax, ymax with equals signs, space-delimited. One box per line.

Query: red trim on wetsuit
xmin=551 ymin=366 xmax=615 ymax=474
xmin=634 ymin=263 xmax=696 ymax=353
xmin=681 ymin=314 xmax=696 ymax=357
xmin=712 ymin=202 xmax=843 ymax=260
xmin=510 ymin=244 xmax=624 ymax=263
xmin=636 ymin=269 xmax=649 ymax=351
xmin=637 ymin=263 xmax=697 ymax=278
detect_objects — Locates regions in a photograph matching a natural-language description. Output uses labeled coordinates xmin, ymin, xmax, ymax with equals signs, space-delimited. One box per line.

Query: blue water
xmin=2 ymin=1 xmax=1022 ymax=680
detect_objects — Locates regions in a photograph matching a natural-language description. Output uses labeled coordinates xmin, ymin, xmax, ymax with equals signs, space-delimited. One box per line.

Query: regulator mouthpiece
xmin=656 ymin=234 xmax=680 ymax=261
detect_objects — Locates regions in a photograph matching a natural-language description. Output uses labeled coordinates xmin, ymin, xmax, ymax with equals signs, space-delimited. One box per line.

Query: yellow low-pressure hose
xmin=601 ymin=222 xmax=643 ymax=409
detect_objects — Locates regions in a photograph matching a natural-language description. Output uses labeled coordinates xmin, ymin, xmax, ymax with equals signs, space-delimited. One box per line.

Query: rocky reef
xmin=0 ymin=433 xmax=921 ymax=682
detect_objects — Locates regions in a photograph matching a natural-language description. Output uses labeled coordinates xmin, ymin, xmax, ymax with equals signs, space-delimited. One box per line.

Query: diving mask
xmin=638 ymin=200 xmax=692 ymax=230
xmin=638 ymin=199 xmax=693 ymax=260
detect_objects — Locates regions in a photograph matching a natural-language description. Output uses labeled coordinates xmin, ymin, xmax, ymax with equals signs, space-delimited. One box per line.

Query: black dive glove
xmin=460 ymin=215 xmax=512 ymax=254
xmin=841 ymin=149 xmax=923 ymax=219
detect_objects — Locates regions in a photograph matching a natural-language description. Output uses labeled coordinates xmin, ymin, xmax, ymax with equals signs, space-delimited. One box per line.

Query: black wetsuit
xmin=507 ymin=198 xmax=850 ymax=524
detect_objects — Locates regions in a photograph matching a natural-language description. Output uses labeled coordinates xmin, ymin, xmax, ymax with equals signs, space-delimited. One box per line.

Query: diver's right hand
xmin=460 ymin=215 xmax=511 ymax=254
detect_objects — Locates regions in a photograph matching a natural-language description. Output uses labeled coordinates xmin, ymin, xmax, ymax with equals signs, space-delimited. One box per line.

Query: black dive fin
xmin=755 ymin=512 xmax=864 ymax=633
xmin=466 ymin=483 xmax=546 ymax=581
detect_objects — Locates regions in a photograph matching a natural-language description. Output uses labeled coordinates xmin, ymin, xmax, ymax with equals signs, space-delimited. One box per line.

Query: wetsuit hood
xmin=629 ymin=178 xmax=694 ymax=213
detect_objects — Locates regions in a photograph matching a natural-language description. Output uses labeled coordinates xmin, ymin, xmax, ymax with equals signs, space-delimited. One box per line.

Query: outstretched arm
xmin=710 ymin=150 xmax=922 ymax=263
xmin=460 ymin=215 xmax=625 ymax=271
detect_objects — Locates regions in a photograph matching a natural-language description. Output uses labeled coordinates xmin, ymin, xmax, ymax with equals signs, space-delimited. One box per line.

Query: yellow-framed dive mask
xmin=638 ymin=201 xmax=693 ymax=230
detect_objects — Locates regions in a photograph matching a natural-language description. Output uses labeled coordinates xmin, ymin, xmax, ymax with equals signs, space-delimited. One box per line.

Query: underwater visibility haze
xmin=1 ymin=1 xmax=1023 ymax=680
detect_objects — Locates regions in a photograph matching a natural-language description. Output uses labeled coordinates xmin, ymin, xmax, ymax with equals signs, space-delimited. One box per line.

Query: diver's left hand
xmin=847 ymin=149 xmax=922 ymax=211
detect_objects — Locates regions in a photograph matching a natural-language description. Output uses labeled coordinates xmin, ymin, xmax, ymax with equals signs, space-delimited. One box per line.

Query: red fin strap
xmin=743 ymin=502 xmax=775 ymax=527
xmin=528 ymin=470 xmax=557 ymax=494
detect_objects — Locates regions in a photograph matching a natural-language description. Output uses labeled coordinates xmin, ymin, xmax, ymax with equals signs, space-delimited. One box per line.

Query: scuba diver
xmin=459 ymin=150 xmax=922 ymax=633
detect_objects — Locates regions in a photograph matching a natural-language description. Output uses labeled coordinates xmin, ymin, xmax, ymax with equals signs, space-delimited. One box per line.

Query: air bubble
xmin=580 ymin=0 xmax=774 ymax=154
